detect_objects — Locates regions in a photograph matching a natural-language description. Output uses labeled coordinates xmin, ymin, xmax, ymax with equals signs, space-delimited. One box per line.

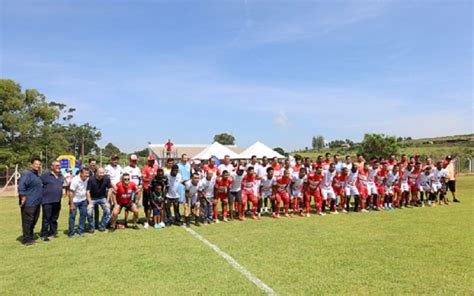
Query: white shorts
xmin=401 ymin=182 xmax=410 ymax=192
xmin=418 ymin=184 xmax=430 ymax=192
xmin=432 ymin=182 xmax=442 ymax=193
xmin=345 ymin=185 xmax=359 ymax=197
xmin=292 ymin=190 xmax=303 ymax=199
xmin=367 ymin=182 xmax=377 ymax=195
xmin=321 ymin=187 xmax=336 ymax=200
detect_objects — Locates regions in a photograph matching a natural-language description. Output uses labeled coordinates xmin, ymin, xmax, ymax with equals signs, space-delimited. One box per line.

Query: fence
xmin=457 ymin=157 xmax=473 ymax=174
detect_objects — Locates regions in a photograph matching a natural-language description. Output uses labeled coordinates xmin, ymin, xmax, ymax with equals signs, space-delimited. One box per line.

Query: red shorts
xmin=333 ymin=187 xmax=343 ymax=196
xmin=357 ymin=186 xmax=368 ymax=199
xmin=410 ymin=184 xmax=418 ymax=192
xmin=377 ymin=186 xmax=385 ymax=196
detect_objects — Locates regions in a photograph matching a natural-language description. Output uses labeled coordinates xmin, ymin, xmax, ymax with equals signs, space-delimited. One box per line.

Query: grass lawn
xmin=1 ymin=177 xmax=473 ymax=295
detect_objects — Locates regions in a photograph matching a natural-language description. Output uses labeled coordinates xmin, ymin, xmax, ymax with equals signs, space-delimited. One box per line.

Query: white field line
xmin=183 ymin=226 xmax=278 ymax=296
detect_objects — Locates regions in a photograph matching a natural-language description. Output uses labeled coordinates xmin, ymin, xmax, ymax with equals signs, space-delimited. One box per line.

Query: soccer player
xmin=164 ymin=165 xmax=183 ymax=226
xmin=291 ymin=168 xmax=307 ymax=217
xmin=218 ymin=155 xmax=235 ymax=175
xmin=271 ymin=157 xmax=282 ymax=178
xmin=110 ymin=173 xmax=139 ymax=231
xmin=203 ymin=157 xmax=220 ymax=177
xmin=322 ymin=153 xmax=331 ymax=170
xmin=215 ymin=170 xmax=233 ymax=222
xmin=375 ymin=162 xmax=388 ymax=210
xmin=386 ymin=154 xmax=397 ymax=171
xmin=321 ymin=163 xmax=337 ymax=214
xmin=416 ymin=166 xmax=432 ymax=207
xmin=399 ymin=163 xmax=412 ymax=208
xmin=123 ymin=154 xmax=142 ymax=225
xmin=241 ymin=167 xmax=259 ymax=220
xmin=431 ymin=161 xmax=448 ymax=205
xmin=386 ymin=164 xmax=401 ymax=209
xmin=366 ymin=161 xmax=379 ymax=211
xmin=229 ymin=167 xmax=245 ymax=221
xmin=256 ymin=156 xmax=270 ymax=213
xmin=341 ymin=155 xmax=353 ymax=171
xmin=408 ymin=162 xmax=422 ymax=206
xmin=344 ymin=164 xmax=360 ymax=212
xmin=141 ymin=155 xmax=158 ymax=229
xmin=333 ymin=167 xmax=348 ymax=213
xmin=184 ymin=173 xmax=203 ymax=227
xmin=260 ymin=167 xmax=275 ymax=216
xmin=305 ymin=166 xmax=324 ymax=216
xmin=272 ymin=169 xmax=292 ymax=217
xmin=200 ymin=170 xmax=216 ymax=224
xmin=357 ymin=163 xmax=370 ymax=212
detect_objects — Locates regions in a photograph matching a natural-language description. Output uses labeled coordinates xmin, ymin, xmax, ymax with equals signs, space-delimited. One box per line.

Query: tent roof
xmin=239 ymin=141 xmax=284 ymax=159
xmin=192 ymin=142 xmax=241 ymax=160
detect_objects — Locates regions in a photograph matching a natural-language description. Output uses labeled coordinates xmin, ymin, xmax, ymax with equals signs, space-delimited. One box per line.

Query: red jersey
xmin=399 ymin=161 xmax=408 ymax=169
xmin=165 ymin=141 xmax=174 ymax=151
xmin=116 ymin=182 xmax=138 ymax=204
xmin=142 ymin=165 xmax=157 ymax=190
xmin=306 ymin=173 xmax=323 ymax=191
xmin=312 ymin=162 xmax=322 ymax=170
xmin=203 ymin=165 xmax=220 ymax=176
xmin=375 ymin=170 xmax=387 ymax=187
xmin=215 ymin=177 xmax=233 ymax=194
xmin=322 ymin=160 xmax=331 ymax=170
xmin=408 ymin=169 xmax=421 ymax=185
xmin=242 ymin=175 xmax=257 ymax=193
xmin=274 ymin=176 xmax=291 ymax=193
xmin=293 ymin=165 xmax=302 ymax=173
xmin=333 ymin=174 xmax=347 ymax=189
xmin=357 ymin=169 xmax=369 ymax=187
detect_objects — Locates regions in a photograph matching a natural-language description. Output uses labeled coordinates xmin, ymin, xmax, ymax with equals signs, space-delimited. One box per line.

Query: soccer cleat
xmin=318 ymin=212 xmax=327 ymax=216
xmin=306 ymin=213 xmax=311 ymax=217
xmin=299 ymin=212 xmax=305 ymax=217
xmin=154 ymin=224 xmax=160 ymax=229
xmin=144 ymin=222 xmax=149 ymax=229
xmin=289 ymin=213 xmax=294 ymax=218
xmin=214 ymin=219 xmax=220 ymax=224
xmin=251 ymin=215 xmax=258 ymax=220
xmin=361 ymin=209 xmax=369 ymax=213
xmin=223 ymin=217 xmax=229 ymax=222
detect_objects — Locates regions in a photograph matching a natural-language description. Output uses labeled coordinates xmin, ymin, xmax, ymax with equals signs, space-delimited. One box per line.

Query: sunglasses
xmin=123 ymin=178 xmax=130 ymax=181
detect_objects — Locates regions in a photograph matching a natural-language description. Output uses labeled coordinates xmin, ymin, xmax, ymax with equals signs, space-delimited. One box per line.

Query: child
xmin=150 ymin=183 xmax=165 ymax=229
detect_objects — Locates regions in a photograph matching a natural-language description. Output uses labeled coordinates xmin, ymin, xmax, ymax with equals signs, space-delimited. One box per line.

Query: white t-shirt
xmin=291 ymin=173 xmax=307 ymax=192
xmin=123 ymin=165 xmax=141 ymax=186
xmin=166 ymin=173 xmax=183 ymax=199
xmin=184 ymin=180 xmax=202 ymax=199
xmin=257 ymin=164 xmax=269 ymax=179
xmin=260 ymin=176 xmax=275 ymax=196
xmin=218 ymin=163 xmax=235 ymax=175
xmin=341 ymin=162 xmax=352 ymax=171
xmin=105 ymin=164 xmax=123 ymax=186
xmin=200 ymin=177 xmax=216 ymax=198
xmin=69 ymin=175 xmax=88 ymax=203
xmin=230 ymin=173 xmax=244 ymax=192
xmin=322 ymin=170 xmax=336 ymax=189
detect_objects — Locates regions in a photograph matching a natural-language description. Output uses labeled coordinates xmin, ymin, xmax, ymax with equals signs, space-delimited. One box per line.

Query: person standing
xmin=40 ymin=161 xmax=64 ymax=241
xmin=18 ymin=157 xmax=43 ymax=246
xmin=445 ymin=155 xmax=460 ymax=203
xmin=165 ymin=165 xmax=183 ymax=226
xmin=142 ymin=155 xmax=158 ymax=229
xmin=165 ymin=139 xmax=174 ymax=158
xmin=105 ymin=154 xmax=123 ymax=187
xmin=178 ymin=154 xmax=191 ymax=204
xmin=86 ymin=167 xmax=112 ymax=232
xmin=68 ymin=168 xmax=90 ymax=238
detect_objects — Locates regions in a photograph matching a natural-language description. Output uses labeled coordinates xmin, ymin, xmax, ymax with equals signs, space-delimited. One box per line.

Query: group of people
xmin=17 ymin=151 xmax=460 ymax=245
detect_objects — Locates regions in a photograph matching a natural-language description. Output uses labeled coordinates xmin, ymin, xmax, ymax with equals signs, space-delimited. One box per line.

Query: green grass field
xmin=1 ymin=177 xmax=473 ymax=295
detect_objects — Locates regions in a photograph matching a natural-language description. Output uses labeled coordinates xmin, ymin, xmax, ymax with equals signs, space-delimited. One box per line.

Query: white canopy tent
xmin=192 ymin=142 xmax=241 ymax=160
xmin=239 ymin=141 xmax=284 ymax=159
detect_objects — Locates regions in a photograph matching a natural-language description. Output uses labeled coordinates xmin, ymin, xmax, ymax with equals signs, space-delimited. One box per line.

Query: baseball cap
xmin=130 ymin=154 xmax=138 ymax=161
xmin=111 ymin=154 xmax=119 ymax=160
xmin=148 ymin=155 xmax=155 ymax=161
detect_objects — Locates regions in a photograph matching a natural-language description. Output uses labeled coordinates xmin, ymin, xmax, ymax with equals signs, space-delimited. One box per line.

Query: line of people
xmin=17 ymin=152 xmax=460 ymax=245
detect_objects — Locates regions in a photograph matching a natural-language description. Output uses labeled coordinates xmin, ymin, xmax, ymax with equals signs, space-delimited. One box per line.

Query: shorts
xmin=401 ymin=182 xmax=410 ymax=192
xmin=292 ymin=190 xmax=304 ymax=199
xmin=142 ymin=189 xmax=151 ymax=210
xmin=345 ymin=185 xmax=359 ymax=196
xmin=367 ymin=183 xmax=377 ymax=195
xmin=152 ymin=206 xmax=162 ymax=216
xmin=357 ymin=185 xmax=368 ymax=199
xmin=321 ymin=187 xmax=336 ymax=200
xmin=229 ymin=191 xmax=242 ymax=203
xmin=409 ymin=183 xmax=418 ymax=192
xmin=376 ymin=186 xmax=385 ymax=196
xmin=447 ymin=180 xmax=456 ymax=192
xmin=118 ymin=202 xmax=135 ymax=212
xmin=418 ymin=185 xmax=430 ymax=192
xmin=333 ymin=187 xmax=343 ymax=196
xmin=432 ymin=182 xmax=443 ymax=193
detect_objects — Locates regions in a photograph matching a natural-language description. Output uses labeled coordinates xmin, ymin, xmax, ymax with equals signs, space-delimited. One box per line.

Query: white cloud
xmin=273 ymin=109 xmax=290 ymax=129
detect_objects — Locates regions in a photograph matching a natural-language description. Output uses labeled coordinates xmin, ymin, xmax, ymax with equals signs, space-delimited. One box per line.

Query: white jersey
xmin=401 ymin=168 xmax=411 ymax=183
xmin=246 ymin=162 xmax=260 ymax=172
xmin=417 ymin=173 xmax=431 ymax=190
xmin=280 ymin=167 xmax=294 ymax=177
xmin=345 ymin=171 xmax=358 ymax=187
xmin=104 ymin=164 xmax=123 ymax=186
xmin=291 ymin=174 xmax=306 ymax=197
xmin=200 ymin=177 xmax=216 ymax=198
xmin=431 ymin=168 xmax=447 ymax=184
xmin=123 ymin=165 xmax=141 ymax=186
xmin=257 ymin=164 xmax=269 ymax=179
xmin=386 ymin=171 xmax=400 ymax=187
xmin=367 ymin=168 xmax=378 ymax=184
xmin=184 ymin=180 xmax=202 ymax=199
xmin=218 ymin=163 xmax=235 ymax=175
xmin=230 ymin=173 xmax=244 ymax=192
xmin=260 ymin=176 xmax=275 ymax=197
xmin=341 ymin=162 xmax=352 ymax=171
xmin=165 ymin=173 xmax=183 ymax=199
xmin=321 ymin=170 xmax=336 ymax=189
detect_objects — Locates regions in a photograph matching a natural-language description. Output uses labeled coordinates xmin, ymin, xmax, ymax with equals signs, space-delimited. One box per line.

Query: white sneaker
xmin=144 ymin=222 xmax=149 ymax=229
xmin=214 ymin=219 xmax=220 ymax=224
xmin=159 ymin=222 xmax=166 ymax=228
xmin=306 ymin=213 xmax=311 ymax=217
xmin=318 ymin=212 xmax=327 ymax=216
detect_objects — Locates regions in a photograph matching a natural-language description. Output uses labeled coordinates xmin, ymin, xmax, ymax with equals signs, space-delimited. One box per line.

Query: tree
xmin=273 ymin=147 xmax=288 ymax=157
xmin=0 ymin=79 xmax=73 ymax=168
xmin=213 ymin=133 xmax=235 ymax=145
xmin=312 ymin=135 xmax=325 ymax=150
xmin=64 ymin=123 xmax=102 ymax=162
xmin=103 ymin=142 xmax=121 ymax=158
xmin=358 ymin=133 xmax=400 ymax=159
xmin=329 ymin=139 xmax=345 ymax=149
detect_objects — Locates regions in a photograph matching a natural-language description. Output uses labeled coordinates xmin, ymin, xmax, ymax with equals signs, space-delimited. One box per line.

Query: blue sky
xmin=1 ymin=0 xmax=472 ymax=152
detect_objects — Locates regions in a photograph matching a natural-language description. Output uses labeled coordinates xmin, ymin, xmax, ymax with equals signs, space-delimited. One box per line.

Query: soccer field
xmin=1 ymin=177 xmax=473 ymax=295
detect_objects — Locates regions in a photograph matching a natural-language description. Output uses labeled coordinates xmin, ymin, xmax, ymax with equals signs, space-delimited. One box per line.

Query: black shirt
xmin=87 ymin=175 xmax=111 ymax=199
